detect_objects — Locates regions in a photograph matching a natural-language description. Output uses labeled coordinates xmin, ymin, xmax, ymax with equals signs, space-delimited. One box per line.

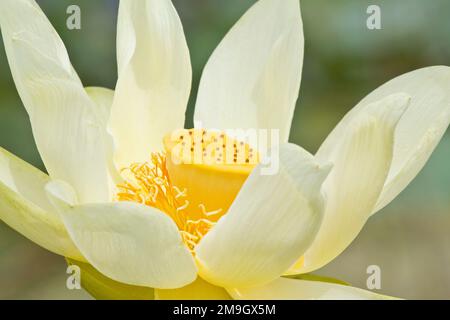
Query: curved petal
xmin=46 ymin=181 xmax=197 ymax=289
xmin=291 ymin=94 xmax=410 ymax=274
xmin=110 ymin=0 xmax=192 ymax=168
xmin=194 ymin=0 xmax=303 ymax=144
xmin=195 ymin=144 xmax=331 ymax=288
xmin=0 ymin=0 xmax=113 ymax=203
xmin=155 ymin=277 xmax=231 ymax=300
xmin=228 ymin=277 xmax=398 ymax=300
xmin=85 ymin=87 xmax=121 ymax=183
xmin=317 ymin=66 xmax=450 ymax=214
xmin=67 ymin=258 xmax=155 ymax=300
xmin=85 ymin=87 xmax=114 ymax=126
xmin=0 ymin=147 xmax=83 ymax=260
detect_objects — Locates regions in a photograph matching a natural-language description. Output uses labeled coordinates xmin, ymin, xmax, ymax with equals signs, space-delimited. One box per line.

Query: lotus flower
xmin=0 ymin=0 xmax=449 ymax=300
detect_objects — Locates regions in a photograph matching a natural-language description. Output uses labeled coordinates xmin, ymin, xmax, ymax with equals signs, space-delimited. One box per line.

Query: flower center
xmin=116 ymin=129 xmax=258 ymax=251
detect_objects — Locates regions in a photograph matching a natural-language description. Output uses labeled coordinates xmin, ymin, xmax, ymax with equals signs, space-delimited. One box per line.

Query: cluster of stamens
xmin=116 ymin=153 xmax=222 ymax=251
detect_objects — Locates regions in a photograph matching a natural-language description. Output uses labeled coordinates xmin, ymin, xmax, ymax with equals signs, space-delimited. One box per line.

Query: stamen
xmin=198 ymin=204 xmax=223 ymax=217
xmin=177 ymin=200 xmax=190 ymax=212
xmin=116 ymin=152 xmax=219 ymax=252
xmin=173 ymin=186 xmax=187 ymax=199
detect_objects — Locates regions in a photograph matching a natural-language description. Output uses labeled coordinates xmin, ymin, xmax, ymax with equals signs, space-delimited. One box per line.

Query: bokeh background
xmin=1 ymin=0 xmax=449 ymax=299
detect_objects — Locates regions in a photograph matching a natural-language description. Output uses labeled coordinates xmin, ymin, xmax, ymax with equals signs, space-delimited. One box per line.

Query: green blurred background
xmin=0 ymin=0 xmax=449 ymax=299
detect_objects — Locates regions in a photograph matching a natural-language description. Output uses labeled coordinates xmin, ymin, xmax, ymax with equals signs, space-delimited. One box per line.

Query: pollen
xmin=116 ymin=153 xmax=222 ymax=252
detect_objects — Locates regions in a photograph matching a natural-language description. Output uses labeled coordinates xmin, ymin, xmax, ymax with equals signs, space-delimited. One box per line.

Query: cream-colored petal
xmin=155 ymin=277 xmax=231 ymax=300
xmin=110 ymin=0 xmax=192 ymax=168
xmin=85 ymin=87 xmax=121 ymax=184
xmin=195 ymin=144 xmax=331 ymax=288
xmin=46 ymin=181 xmax=197 ymax=289
xmin=228 ymin=277 xmax=398 ymax=300
xmin=67 ymin=258 xmax=155 ymax=300
xmin=317 ymin=66 xmax=450 ymax=214
xmin=194 ymin=0 xmax=303 ymax=144
xmin=292 ymin=94 xmax=410 ymax=274
xmin=0 ymin=0 xmax=113 ymax=203
xmin=0 ymin=147 xmax=83 ymax=260
xmin=85 ymin=87 xmax=114 ymax=126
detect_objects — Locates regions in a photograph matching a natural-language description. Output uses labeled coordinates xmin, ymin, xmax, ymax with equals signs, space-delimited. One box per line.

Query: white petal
xmin=67 ymin=258 xmax=155 ymax=300
xmin=228 ymin=277 xmax=398 ymax=300
xmin=292 ymin=94 xmax=410 ymax=274
xmin=0 ymin=0 xmax=113 ymax=203
xmin=194 ymin=0 xmax=303 ymax=144
xmin=317 ymin=66 xmax=450 ymax=214
xmin=0 ymin=147 xmax=83 ymax=260
xmin=85 ymin=87 xmax=114 ymax=127
xmin=85 ymin=87 xmax=122 ymax=183
xmin=110 ymin=0 xmax=192 ymax=168
xmin=195 ymin=144 xmax=331 ymax=288
xmin=46 ymin=181 xmax=197 ymax=289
